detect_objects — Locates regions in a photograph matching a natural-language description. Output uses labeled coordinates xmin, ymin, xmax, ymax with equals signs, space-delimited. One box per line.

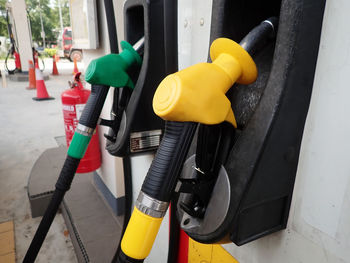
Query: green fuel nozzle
xmin=23 ymin=38 xmax=145 ymax=263
xmin=85 ymin=38 xmax=144 ymax=89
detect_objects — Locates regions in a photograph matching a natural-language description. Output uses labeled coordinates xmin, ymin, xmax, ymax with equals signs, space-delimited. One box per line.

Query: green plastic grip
xmin=85 ymin=40 xmax=142 ymax=89
xmin=67 ymin=132 xmax=92 ymax=159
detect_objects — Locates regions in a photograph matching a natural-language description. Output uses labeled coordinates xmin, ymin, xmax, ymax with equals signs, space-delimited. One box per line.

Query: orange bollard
xmin=52 ymin=56 xmax=59 ymax=75
xmin=32 ymin=62 xmax=54 ymax=101
xmin=26 ymin=60 xmax=36 ymax=90
xmin=72 ymin=57 xmax=79 ymax=75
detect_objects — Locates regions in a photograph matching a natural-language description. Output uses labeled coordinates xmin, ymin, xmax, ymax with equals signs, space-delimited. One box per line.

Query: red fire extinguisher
xmin=14 ymin=50 xmax=21 ymax=71
xmin=61 ymin=72 xmax=101 ymax=173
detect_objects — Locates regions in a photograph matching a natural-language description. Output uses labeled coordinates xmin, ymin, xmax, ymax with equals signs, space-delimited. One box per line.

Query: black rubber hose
xmin=103 ymin=0 xmax=120 ymax=142
xmin=23 ymin=85 xmax=109 ymax=262
xmin=104 ymin=0 xmax=119 ymax=54
xmin=23 ymin=156 xmax=80 ymax=263
xmin=163 ymin=0 xmax=178 ymax=75
xmin=111 ymin=156 xmax=133 ymax=263
xmin=79 ymin=85 xmax=110 ymax=128
xmin=5 ymin=47 xmax=15 ymax=74
xmin=111 ymin=87 xmax=131 ymax=137
xmin=116 ymin=251 xmax=144 ymax=263
xmin=141 ymin=121 xmax=197 ymax=202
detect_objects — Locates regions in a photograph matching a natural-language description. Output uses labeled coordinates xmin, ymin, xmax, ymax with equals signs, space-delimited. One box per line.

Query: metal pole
xmin=58 ymin=0 xmax=64 ymax=34
xmin=38 ymin=0 xmax=45 ymax=47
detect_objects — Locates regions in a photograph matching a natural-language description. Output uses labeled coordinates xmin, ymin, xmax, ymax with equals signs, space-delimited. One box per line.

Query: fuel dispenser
xmin=117 ymin=0 xmax=327 ymax=261
xmin=104 ymin=0 xmax=177 ymax=157
xmin=177 ymin=0 xmax=326 ymax=246
xmin=24 ymin=0 xmax=327 ymax=261
xmin=5 ymin=9 xmax=22 ymax=74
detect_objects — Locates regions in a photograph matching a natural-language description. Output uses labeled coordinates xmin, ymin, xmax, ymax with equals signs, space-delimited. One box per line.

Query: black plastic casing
xmin=185 ymin=0 xmax=326 ymax=246
xmin=106 ymin=0 xmax=177 ymax=157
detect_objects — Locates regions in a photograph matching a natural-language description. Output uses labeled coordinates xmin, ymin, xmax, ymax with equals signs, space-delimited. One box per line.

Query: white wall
xmin=178 ymin=0 xmax=213 ymax=70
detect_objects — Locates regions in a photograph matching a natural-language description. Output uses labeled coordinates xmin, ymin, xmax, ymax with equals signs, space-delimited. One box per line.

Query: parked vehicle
xmin=57 ymin=27 xmax=82 ymax=61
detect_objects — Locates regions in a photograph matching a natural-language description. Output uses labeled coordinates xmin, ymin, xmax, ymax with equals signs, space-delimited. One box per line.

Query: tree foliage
xmin=26 ymin=0 xmax=71 ymax=47
xmin=0 ymin=0 xmax=70 ymax=47
xmin=0 ymin=0 xmax=8 ymax=37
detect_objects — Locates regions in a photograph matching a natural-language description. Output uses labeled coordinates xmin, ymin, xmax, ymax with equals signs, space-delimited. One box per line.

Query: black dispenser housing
xmin=178 ymin=0 xmax=326 ymax=246
xmin=106 ymin=0 xmax=177 ymax=156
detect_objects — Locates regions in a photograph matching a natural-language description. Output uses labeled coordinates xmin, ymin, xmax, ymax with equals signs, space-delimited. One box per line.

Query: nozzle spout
xmin=239 ymin=17 xmax=278 ymax=55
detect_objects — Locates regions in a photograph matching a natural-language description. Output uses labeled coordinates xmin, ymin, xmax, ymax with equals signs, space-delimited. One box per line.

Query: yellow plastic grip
xmin=153 ymin=38 xmax=258 ymax=127
xmin=121 ymin=207 xmax=163 ymax=260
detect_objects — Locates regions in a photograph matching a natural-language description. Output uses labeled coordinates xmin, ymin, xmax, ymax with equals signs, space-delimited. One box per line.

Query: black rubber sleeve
xmin=195 ymin=125 xmax=222 ymax=174
xmin=79 ymin=85 xmax=109 ymax=128
xmin=55 ymin=156 xmax=80 ymax=191
xmin=104 ymin=0 xmax=119 ymax=54
xmin=239 ymin=17 xmax=278 ymax=56
xmin=23 ymin=156 xmax=80 ymax=263
xmin=141 ymin=121 xmax=197 ymax=202
xmin=116 ymin=250 xmax=144 ymax=263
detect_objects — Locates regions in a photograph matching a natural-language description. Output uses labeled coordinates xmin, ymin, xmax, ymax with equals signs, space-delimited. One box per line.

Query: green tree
xmin=26 ymin=0 xmax=70 ymax=47
xmin=52 ymin=0 xmax=70 ymax=29
xmin=0 ymin=0 xmax=9 ymax=37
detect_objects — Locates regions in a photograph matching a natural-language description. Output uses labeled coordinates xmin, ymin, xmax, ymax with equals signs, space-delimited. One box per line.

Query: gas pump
xmin=24 ymin=0 xmax=327 ymax=261
xmin=104 ymin=0 xmax=177 ymax=156
xmin=178 ymin=0 xmax=326 ymax=246
xmin=117 ymin=0 xmax=326 ymax=261
xmin=5 ymin=9 xmax=22 ymax=74
xmin=117 ymin=19 xmax=273 ymax=262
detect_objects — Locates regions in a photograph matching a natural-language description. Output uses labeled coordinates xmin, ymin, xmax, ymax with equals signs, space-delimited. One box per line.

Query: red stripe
xmin=177 ymin=229 xmax=189 ymax=263
xmin=169 ymin=204 xmax=189 ymax=263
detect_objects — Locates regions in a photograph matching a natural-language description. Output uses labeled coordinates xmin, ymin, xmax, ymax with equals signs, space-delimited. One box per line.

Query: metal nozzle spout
xmin=239 ymin=17 xmax=279 ymax=56
xmin=133 ymin=36 xmax=145 ymax=54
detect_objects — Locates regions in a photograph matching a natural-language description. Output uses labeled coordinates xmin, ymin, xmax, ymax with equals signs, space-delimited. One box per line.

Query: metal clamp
xmin=76 ymin=124 xmax=95 ymax=136
xmin=135 ymin=191 xmax=169 ymax=218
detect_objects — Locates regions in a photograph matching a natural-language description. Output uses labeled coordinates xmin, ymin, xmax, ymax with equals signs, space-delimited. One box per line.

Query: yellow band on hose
xmin=121 ymin=206 xmax=163 ymax=260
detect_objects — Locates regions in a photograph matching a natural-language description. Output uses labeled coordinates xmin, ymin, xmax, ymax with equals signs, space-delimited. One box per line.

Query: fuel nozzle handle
xmin=118 ymin=17 xmax=280 ymax=262
xmin=152 ymin=38 xmax=258 ymax=127
xmin=118 ymin=37 xmax=259 ymax=261
xmin=195 ymin=16 xmax=279 ymax=176
xmin=85 ymin=38 xmax=143 ymax=88
xmin=193 ymin=16 xmax=279 ymax=216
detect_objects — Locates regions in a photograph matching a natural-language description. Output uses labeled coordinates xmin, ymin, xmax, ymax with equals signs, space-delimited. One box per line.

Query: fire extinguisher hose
xmin=23 ymin=85 xmax=109 ymax=263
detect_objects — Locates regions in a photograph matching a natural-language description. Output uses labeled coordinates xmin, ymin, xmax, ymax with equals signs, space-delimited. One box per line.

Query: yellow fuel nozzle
xmin=153 ymin=38 xmax=258 ymax=127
